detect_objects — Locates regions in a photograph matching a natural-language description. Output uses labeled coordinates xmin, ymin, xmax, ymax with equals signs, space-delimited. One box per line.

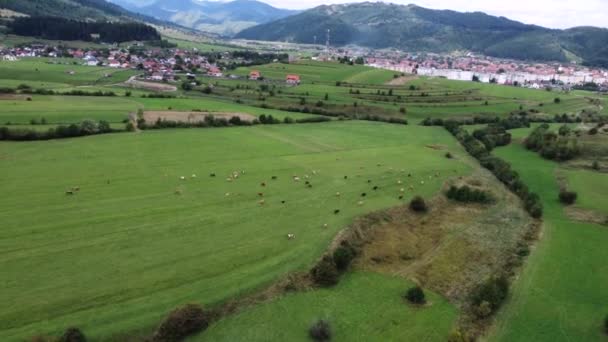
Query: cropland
xmin=1 ymin=56 xmax=607 ymax=342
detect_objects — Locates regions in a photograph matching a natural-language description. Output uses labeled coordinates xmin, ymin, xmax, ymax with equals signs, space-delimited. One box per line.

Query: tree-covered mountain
xmin=236 ymin=2 xmax=608 ymax=67
xmin=107 ymin=0 xmax=298 ymax=37
xmin=0 ymin=0 xmax=177 ymax=27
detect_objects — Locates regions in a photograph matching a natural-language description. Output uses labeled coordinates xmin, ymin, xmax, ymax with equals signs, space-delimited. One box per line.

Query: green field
xmin=2 ymin=57 xmax=607 ymax=341
xmin=488 ymin=144 xmax=608 ymax=342
xmin=196 ymin=271 xmax=458 ymax=342
xmin=0 ymin=122 xmax=470 ymax=341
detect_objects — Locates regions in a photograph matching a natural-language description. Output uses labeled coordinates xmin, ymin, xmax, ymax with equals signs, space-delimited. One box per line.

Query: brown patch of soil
xmin=565 ymin=207 xmax=608 ymax=226
xmin=124 ymin=77 xmax=177 ymax=92
xmin=143 ymin=111 xmax=256 ymax=124
xmin=386 ymin=75 xmax=419 ymax=86
xmin=0 ymin=94 xmax=28 ymax=100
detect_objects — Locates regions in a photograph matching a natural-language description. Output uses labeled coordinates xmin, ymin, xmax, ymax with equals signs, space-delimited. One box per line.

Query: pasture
xmin=0 ymin=121 xmax=471 ymax=341
xmin=196 ymin=271 xmax=458 ymax=342
xmin=488 ymin=144 xmax=608 ymax=342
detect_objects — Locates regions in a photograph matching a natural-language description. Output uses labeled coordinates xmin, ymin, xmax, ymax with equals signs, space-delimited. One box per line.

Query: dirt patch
xmin=565 ymin=207 xmax=608 ymax=226
xmin=143 ymin=111 xmax=256 ymax=124
xmin=124 ymin=77 xmax=177 ymax=92
xmin=386 ymin=75 xmax=419 ymax=86
xmin=0 ymin=94 xmax=29 ymax=100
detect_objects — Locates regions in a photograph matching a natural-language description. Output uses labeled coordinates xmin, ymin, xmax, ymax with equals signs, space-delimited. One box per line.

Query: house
xmin=207 ymin=67 xmax=223 ymax=77
xmin=150 ymin=72 xmax=164 ymax=81
xmin=286 ymin=74 xmax=301 ymax=85
xmin=249 ymin=70 xmax=261 ymax=80
xmin=109 ymin=60 xmax=121 ymax=68
xmin=2 ymin=55 xmax=18 ymax=62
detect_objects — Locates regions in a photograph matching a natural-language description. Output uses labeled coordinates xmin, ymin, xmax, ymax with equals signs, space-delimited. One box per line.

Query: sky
xmin=256 ymin=0 xmax=608 ymax=29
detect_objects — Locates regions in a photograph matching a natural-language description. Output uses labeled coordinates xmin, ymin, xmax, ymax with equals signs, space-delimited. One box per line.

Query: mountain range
xmin=236 ymin=2 xmax=608 ymax=68
xmin=107 ymin=0 xmax=298 ymax=36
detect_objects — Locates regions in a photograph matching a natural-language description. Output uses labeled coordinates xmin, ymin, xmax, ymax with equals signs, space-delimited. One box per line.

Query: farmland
xmin=1 ymin=56 xmax=607 ymax=342
xmin=0 ymin=122 xmax=471 ymax=340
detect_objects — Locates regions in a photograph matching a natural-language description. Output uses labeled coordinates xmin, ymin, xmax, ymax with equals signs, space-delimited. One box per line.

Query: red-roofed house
xmin=208 ymin=66 xmax=223 ymax=77
xmin=249 ymin=70 xmax=261 ymax=80
xmin=286 ymin=74 xmax=300 ymax=85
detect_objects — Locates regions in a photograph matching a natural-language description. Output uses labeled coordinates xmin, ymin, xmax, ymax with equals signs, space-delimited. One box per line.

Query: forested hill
xmin=8 ymin=16 xmax=160 ymax=43
xmin=236 ymin=2 xmax=608 ymax=68
xmin=0 ymin=0 xmax=169 ymax=26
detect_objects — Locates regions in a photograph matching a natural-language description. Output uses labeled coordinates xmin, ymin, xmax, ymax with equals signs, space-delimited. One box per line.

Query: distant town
xmin=365 ymin=52 xmax=608 ymax=91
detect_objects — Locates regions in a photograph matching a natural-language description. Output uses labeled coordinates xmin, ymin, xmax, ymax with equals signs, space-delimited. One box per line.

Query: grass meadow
xmin=488 ymin=144 xmax=608 ymax=342
xmin=0 ymin=122 xmax=470 ymax=340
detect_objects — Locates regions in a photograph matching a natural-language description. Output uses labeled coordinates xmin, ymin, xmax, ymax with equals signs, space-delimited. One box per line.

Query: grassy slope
xmin=194 ymin=272 xmax=458 ymax=342
xmin=0 ymin=122 xmax=470 ymax=341
xmin=488 ymin=144 xmax=608 ymax=341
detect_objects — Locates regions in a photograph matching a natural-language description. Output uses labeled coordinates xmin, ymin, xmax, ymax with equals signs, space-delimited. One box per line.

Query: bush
xmin=59 ymin=327 xmax=86 ymax=342
xmin=311 ymin=256 xmax=339 ymax=287
xmin=445 ymin=152 xmax=453 ymax=159
xmin=604 ymin=314 xmax=608 ymax=334
xmin=125 ymin=122 xmax=136 ymax=132
xmin=153 ymin=304 xmax=210 ymax=342
xmin=404 ymin=286 xmax=426 ymax=304
xmin=409 ymin=196 xmax=428 ymax=213
xmin=558 ymin=190 xmax=577 ymax=205
xmin=446 ymin=185 xmax=493 ymax=204
xmin=309 ymin=320 xmax=332 ymax=341
xmin=332 ymin=244 xmax=356 ymax=271
xmin=592 ymin=160 xmax=600 ymax=170
xmin=471 ymin=276 xmax=509 ymax=318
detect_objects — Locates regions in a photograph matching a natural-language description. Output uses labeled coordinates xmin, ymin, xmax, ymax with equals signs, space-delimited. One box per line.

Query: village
xmin=0 ymin=43 xmax=299 ymax=84
xmin=366 ymin=52 xmax=608 ymax=91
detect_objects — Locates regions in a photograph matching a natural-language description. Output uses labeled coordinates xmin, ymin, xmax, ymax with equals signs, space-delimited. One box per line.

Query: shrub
xmin=558 ymin=190 xmax=577 ymax=205
xmin=125 ymin=122 xmax=136 ymax=132
xmin=446 ymin=185 xmax=493 ymax=204
xmin=311 ymin=256 xmax=339 ymax=287
xmin=309 ymin=320 xmax=332 ymax=341
xmin=471 ymin=276 xmax=509 ymax=318
xmin=404 ymin=286 xmax=426 ymax=304
xmin=332 ymin=244 xmax=355 ymax=271
xmin=59 ymin=327 xmax=86 ymax=342
xmin=445 ymin=152 xmax=453 ymax=159
xmin=409 ymin=196 xmax=428 ymax=212
xmin=604 ymin=314 xmax=608 ymax=334
xmin=592 ymin=160 xmax=600 ymax=170
xmin=153 ymin=304 xmax=210 ymax=342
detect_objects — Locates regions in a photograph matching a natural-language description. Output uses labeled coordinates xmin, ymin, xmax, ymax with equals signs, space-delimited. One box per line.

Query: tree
xmin=558 ymin=190 xmax=577 ymax=205
xmin=333 ymin=245 xmax=355 ymax=271
xmin=59 ymin=327 xmax=86 ymax=342
xmin=311 ymin=256 xmax=339 ymax=287
xmin=404 ymin=286 xmax=426 ymax=304
xmin=153 ymin=304 xmax=210 ymax=342
xmin=409 ymin=196 xmax=428 ymax=213
xmin=181 ymin=82 xmax=193 ymax=91
xmin=309 ymin=320 xmax=332 ymax=341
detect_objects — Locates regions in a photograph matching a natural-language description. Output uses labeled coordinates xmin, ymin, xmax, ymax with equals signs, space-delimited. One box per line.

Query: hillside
xmin=236 ymin=2 xmax=608 ymax=67
xmin=0 ymin=0 xmax=172 ymax=26
xmin=109 ymin=0 xmax=298 ymax=36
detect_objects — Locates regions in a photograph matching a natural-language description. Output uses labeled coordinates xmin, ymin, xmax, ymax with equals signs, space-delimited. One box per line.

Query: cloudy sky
xmin=257 ymin=0 xmax=608 ymax=29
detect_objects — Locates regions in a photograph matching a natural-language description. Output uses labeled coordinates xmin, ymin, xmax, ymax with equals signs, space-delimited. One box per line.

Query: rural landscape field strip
xmin=195 ymin=271 xmax=458 ymax=342
xmin=0 ymin=122 xmax=471 ymax=340
xmin=489 ymin=143 xmax=608 ymax=341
